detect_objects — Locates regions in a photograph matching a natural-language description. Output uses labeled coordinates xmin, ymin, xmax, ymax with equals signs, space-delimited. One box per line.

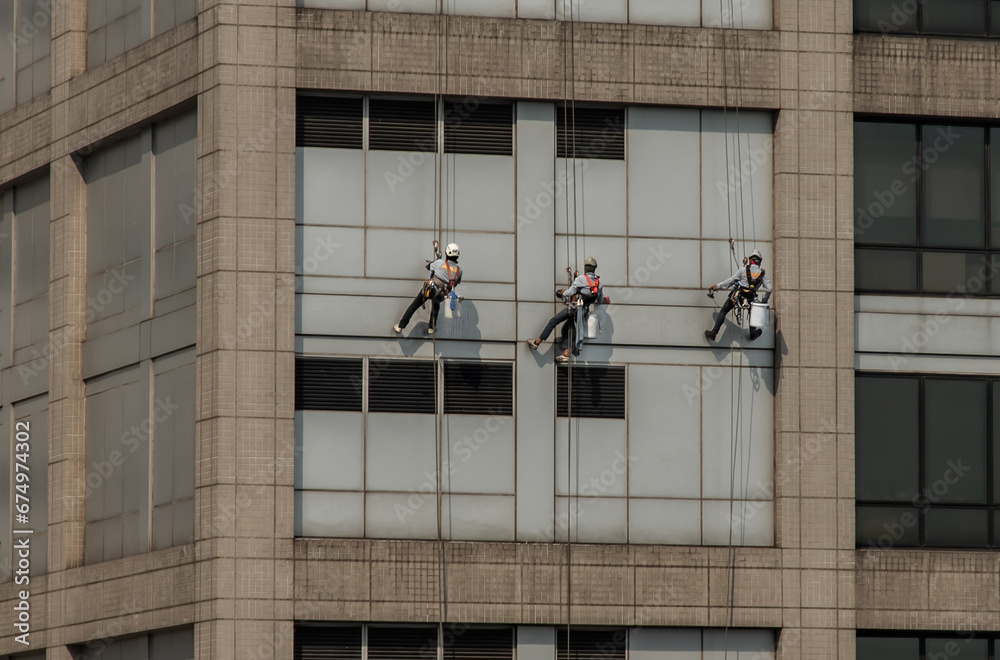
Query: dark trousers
xmin=399 ymin=287 xmax=442 ymax=330
xmin=538 ymin=307 xmax=577 ymax=351
xmin=711 ymin=296 xmax=736 ymax=335
xmin=712 ymin=293 xmax=763 ymax=340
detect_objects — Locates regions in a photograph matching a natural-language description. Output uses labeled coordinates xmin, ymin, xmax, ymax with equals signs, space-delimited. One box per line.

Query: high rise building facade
xmin=0 ymin=0 xmax=996 ymax=658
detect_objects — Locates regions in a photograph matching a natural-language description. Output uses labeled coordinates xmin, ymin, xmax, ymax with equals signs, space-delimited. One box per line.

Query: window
xmin=558 ymin=629 xmax=626 ymax=660
xmin=85 ymin=108 xmax=197 ymax=332
xmin=557 ymin=365 xmax=626 ymax=419
xmin=857 ymin=633 xmax=993 ymax=660
xmin=295 ymin=357 xmax=364 ymax=412
xmin=296 ymin=94 xmax=514 ymax=156
xmin=296 ymin=95 xmax=364 ymax=150
xmin=369 ymin=98 xmax=438 ymax=152
xmin=71 ymin=627 xmax=194 ymax=660
xmin=856 ymin=0 xmax=1000 ymax=37
xmin=367 ymin=360 xmax=437 ymax=414
xmin=557 ymin=106 xmax=626 ymax=160
xmin=0 ymin=0 xmax=51 ymax=112
xmin=84 ymin=349 xmax=196 ymax=564
xmin=443 ymin=362 xmax=513 ymax=415
xmin=0 ymin=174 xmax=51 ymax=369
xmin=444 ymin=102 xmax=514 ymax=156
xmin=294 ymin=625 xmax=362 ymax=660
xmin=856 ymin=374 xmax=1000 ymax=549
xmin=296 ymin=626 xmax=513 ymax=660
xmin=88 ymin=0 xmax=196 ymax=68
xmin=855 ymin=120 xmax=1000 ymax=295
xmin=368 ymin=627 xmax=439 ymax=660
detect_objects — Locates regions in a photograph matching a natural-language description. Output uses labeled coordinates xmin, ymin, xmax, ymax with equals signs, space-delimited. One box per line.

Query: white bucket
xmin=585 ymin=313 xmax=600 ymax=340
xmin=749 ymin=302 xmax=768 ymax=330
xmin=443 ymin=293 xmax=461 ymax=319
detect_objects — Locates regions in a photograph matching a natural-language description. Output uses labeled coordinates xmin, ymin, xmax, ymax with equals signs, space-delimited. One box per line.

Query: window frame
xmin=857 ymin=630 xmax=997 ymax=660
xmin=856 ymin=372 xmax=1000 ymax=549
xmin=854 ymin=116 xmax=1000 ymax=297
xmin=855 ymin=0 xmax=1000 ymax=38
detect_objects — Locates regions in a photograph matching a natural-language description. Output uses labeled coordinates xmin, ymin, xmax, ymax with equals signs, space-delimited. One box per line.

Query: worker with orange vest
xmin=395 ymin=242 xmax=462 ymax=335
xmin=527 ymin=256 xmax=610 ymax=363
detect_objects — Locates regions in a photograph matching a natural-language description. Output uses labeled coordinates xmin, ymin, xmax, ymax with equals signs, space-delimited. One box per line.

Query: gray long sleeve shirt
xmin=715 ymin=264 xmax=772 ymax=296
xmin=563 ymin=273 xmax=604 ymax=301
xmin=428 ymin=258 xmax=462 ymax=290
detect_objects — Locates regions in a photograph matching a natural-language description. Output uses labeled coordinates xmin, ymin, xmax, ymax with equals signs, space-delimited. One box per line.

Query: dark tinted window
xmin=444 ymin=102 xmax=513 ymax=156
xmin=557 ymin=365 xmax=626 ymax=419
xmin=368 ymin=360 xmax=437 ymax=414
xmin=443 ymin=362 xmax=513 ymax=416
xmin=557 ymin=106 xmax=625 ymax=160
xmin=295 ymin=357 xmax=364 ymax=412
xmin=296 ymin=95 xmax=364 ymax=149
xmin=369 ymin=98 xmax=437 ymax=152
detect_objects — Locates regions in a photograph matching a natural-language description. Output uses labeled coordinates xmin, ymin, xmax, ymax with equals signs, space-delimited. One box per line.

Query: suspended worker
xmin=394 ymin=242 xmax=462 ymax=335
xmin=705 ymin=249 xmax=772 ymax=342
xmin=527 ymin=256 xmax=610 ymax=363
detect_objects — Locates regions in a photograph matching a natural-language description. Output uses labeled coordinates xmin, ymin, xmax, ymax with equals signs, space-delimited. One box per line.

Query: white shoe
xmin=393 ymin=324 xmax=402 ymax=333
xmin=427 ymin=327 xmax=435 ymax=335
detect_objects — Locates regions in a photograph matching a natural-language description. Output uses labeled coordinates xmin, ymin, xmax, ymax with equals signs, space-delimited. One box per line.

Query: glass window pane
xmin=923 ymin=125 xmax=986 ymax=248
xmin=923 ymin=0 xmax=988 ymax=35
xmin=992 ymin=1 xmax=1000 ymax=35
xmin=856 ymin=376 xmax=919 ymax=501
xmin=992 ymin=383 xmax=1000 ymax=503
xmin=855 ymin=248 xmax=917 ymax=291
xmin=855 ymin=122 xmax=918 ymax=244
xmin=921 ymin=251 xmax=988 ymax=294
xmin=856 ymin=636 xmax=919 ymax=660
xmin=925 ymin=379 xmax=987 ymax=503
xmin=992 ymin=255 xmax=1000 ymax=294
xmin=991 ymin=129 xmax=1000 ymax=247
xmin=854 ymin=0 xmax=918 ymax=32
xmin=924 ymin=508 xmax=989 ymax=547
xmin=856 ymin=506 xmax=920 ymax=548
xmin=927 ymin=638 xmax=988 ymax=660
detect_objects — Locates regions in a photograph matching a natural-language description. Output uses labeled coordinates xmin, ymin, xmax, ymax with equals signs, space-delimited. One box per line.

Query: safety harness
xmin=730 ymin=263 xmax=765 ymax=306
xmin=424 ymin=259 xmax=461 ymax=301
xmin=577 ymin=273 xmax=600 ymax=306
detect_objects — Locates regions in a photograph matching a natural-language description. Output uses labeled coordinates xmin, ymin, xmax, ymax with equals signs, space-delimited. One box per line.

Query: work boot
xmin=427 ymin=327 xmax=435 ymax=335
xmin=704 ymin=330 xmax=717 ymax=341
xmin=393 ymin=324 xmax=402 ymax=333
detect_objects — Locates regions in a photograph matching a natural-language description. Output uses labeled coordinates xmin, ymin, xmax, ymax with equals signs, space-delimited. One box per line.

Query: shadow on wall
xmin=395 ymin=299 xmax=483 ymax=359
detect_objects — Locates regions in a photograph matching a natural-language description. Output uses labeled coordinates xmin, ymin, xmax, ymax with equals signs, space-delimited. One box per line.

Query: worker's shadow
xmin=523 ymin=307 xmax=615 ymax=365
xmin=396 ymin=300 xmax=483 ymax=359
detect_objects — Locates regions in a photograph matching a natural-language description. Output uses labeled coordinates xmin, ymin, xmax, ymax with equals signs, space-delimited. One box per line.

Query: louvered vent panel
xmin=368 ymin=360 xmax=437 ymax=414
xmin=294 ymin=626 xmax=363 ymax=660
xmin=368 ymin=627 xmax=439 ymax=660
xmin=444 ymin=102 xmax=514 ymax=156
xmin=556 ymin=106 xmax=625 ymax=160
xmin=443 ymin=362 xmax=513 ymax=415
xmin=556 ymin=629 xmax=626 ymax=660
xmin=443 ymin=628 xmax=514 ymax=660
xmin=556 ymin=365 xmax=626 ymax=419
xmin=295 ymin=357 xmax=363 ymax=412
xmin=369 ymin=99 xmax=437 ymax=152
xmin=296 ymin=95 xmax=364 ymax=149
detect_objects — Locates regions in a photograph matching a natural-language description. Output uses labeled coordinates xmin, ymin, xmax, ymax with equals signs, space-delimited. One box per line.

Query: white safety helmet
xmin=748 ymin=249 xmax=763 ymax=264
xmin=445 ymin=243 xmax=460 ymax=258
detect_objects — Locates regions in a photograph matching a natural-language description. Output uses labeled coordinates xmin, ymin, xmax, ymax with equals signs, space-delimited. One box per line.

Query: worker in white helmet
xmin=394 ymin=242 xmax=462 ymax=335
xmin=705 ymin=249 xmax=772 ymax=342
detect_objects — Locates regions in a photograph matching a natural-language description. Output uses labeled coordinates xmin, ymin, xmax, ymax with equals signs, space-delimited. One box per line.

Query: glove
xmin=556 ymin=289 xmax=564 ymax=298
xmin=603 ymin=296 xmax=611 ymax=304
xmin=761 ymin=293 xmax=771 ymax=304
